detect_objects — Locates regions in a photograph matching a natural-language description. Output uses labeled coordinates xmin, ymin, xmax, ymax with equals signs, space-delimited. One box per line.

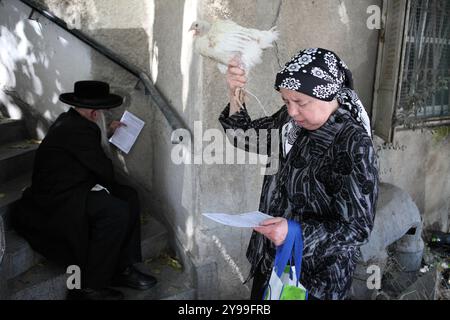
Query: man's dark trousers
xmin=83 ymin=184 xmax=142 ymax=289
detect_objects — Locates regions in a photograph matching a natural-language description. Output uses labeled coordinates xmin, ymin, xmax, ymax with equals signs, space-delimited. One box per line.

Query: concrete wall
xmin=196 ymin=0 xmax=382 ymax=299
xmin=1 ymin=0 xmax=448 ymax=300
xmin=0 ymin=0 xmax=91 ymax=132
xmin=374 ymin=130 xmax=450 ymax=234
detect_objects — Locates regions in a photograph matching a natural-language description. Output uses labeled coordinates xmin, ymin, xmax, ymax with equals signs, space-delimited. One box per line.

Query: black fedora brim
xmin=59 ymin=93 xmax=123 ymax=109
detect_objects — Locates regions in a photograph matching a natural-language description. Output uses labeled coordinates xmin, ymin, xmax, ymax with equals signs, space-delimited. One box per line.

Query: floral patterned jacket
xmin=219 ymin=104 xmax=379 ymax=300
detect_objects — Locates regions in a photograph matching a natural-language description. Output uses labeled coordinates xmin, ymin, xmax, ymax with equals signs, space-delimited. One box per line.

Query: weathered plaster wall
xmin=196 ymin=0 xmax=382 ymax=299
xmin=2 ymin=0 xmax=448 ymax=300
xmin=0 ymin=0 xmax=92 ymax=129
xmin=374 ymin=130 xmax=450 ymax=234
xmin=147 ymin=0 xmax=202 ymax=268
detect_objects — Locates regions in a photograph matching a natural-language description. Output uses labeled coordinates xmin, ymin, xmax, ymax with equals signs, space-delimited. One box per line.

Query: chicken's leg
xmin=234 ymin=87 xmax=246 ymax=110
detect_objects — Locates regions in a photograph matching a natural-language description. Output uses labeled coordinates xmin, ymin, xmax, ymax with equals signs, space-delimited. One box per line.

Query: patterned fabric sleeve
xmin=297 ymin=127 xmax=379 ymax=259
xmin=218 ymin=104 xmax=286 ymax=155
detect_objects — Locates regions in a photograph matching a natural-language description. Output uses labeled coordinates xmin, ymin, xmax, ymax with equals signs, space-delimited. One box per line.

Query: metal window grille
xmin=397 ymin=0 xmax=450 ymax=124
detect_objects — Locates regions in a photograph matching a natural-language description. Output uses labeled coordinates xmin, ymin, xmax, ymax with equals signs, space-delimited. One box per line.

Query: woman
xmin=219 ymin=48 xmax=379 ymax=300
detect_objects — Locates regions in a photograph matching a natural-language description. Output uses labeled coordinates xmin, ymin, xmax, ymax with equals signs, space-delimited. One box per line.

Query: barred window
xmin=372 ymin=0 xmax=450 ymax=141
xmin=397 ymin=0 xmax=450 ymax=126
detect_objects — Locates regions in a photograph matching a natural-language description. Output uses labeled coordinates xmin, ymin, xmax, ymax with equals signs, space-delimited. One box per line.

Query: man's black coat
xmin=14 ymin=108 xmax=116 ymax=269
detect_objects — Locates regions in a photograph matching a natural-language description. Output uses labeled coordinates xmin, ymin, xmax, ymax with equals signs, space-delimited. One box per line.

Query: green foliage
xmin=432 ymin=126 xmax=450 ymax=144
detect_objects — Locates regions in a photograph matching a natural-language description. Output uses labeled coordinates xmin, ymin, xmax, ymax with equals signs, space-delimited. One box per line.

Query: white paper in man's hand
xmin=109 ymin=111 xmax=145 ymax=154
xmin=203 ymin=211 xmax=273 ymax=228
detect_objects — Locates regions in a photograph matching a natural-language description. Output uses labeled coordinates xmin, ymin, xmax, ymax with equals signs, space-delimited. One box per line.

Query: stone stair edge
xmin=7 ymin=251 xmax=194 ymax=300
xmin=0 ymin=173 xmax=32 ymax=231
xmin=3 ymin=214 xmax=168 ymax=280
xmin=0 ymin=118 xmax=28 ymax=145
xmin=0 ymin=140 xmax=39 ymax=162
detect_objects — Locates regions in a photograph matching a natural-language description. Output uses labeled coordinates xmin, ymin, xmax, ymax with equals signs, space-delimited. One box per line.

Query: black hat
xmin=59 ymin=81 xmax=123 ymax=109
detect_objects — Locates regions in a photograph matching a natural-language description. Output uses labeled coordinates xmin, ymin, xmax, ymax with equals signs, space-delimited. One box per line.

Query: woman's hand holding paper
xmin=254 ymin=217 xmax=288 ymax=247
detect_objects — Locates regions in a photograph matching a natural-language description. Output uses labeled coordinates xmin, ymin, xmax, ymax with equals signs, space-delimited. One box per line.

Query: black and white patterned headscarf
xmin=275 ymin=48 xmax=372 ymax=137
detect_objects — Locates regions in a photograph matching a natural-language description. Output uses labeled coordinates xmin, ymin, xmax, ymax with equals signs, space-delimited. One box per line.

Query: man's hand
xmin=108 ymin=121 xmax=126 ymax=138
xmin=254 ymin=217 xmax=288 ymax=247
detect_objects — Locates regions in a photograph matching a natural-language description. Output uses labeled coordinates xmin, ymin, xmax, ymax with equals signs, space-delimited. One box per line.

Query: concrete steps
xmin=7 ymin=261 xmax=67 ymax=300
xmin=7 ymin=253 xmax=195 ymax=300
xmin=0 ymin=140 xmax=38 ymax=184
xmin=141 ymin=214 xmax=169 ymax=260
xmin=0 ymin=174 xmax=31 ymax=230
xmin=2 ymin=215 xmax=167 ymax=280
xmin=0 ymin=117 xmax=33 ymax=289
xmin=3 ymin=215 xmax=178 ymax=300
xmin=0 ymin=118 xmax=28 ymax=145
xmin=118 ymin=258 xmax=195 ymax=300
xmin=3 ymin=230 xmax=44 ymax=280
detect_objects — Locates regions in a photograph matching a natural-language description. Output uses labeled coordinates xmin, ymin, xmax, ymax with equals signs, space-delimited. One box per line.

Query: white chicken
xmin=189 ymin=19 xmax=278 ymax=114
xmin=189 ymin=19 xmax=279 ymax=75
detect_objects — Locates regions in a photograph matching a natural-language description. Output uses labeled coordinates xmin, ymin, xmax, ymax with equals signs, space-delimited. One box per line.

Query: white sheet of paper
xmin=109 ymin=111 xmax=145 ymax=154
xmin=203 ymin=211 xmax=273 ymax=228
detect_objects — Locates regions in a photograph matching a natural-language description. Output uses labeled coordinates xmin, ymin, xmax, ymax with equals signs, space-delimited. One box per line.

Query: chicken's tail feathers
xmin=258 ymin=26 xmax=279 ymax=49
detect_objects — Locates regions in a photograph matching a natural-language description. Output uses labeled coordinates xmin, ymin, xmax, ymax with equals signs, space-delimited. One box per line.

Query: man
xmin=13 ymin=81 xmax=156 ymax=300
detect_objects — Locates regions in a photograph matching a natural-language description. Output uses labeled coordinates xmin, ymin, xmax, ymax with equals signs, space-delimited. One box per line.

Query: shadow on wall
xmin=0 ymin=2 xmax=54 ymax=138
xmin=147 ymin=0 xmax=199 ymax=251
xmin=0 ymin=1 xmax=96 ymax=139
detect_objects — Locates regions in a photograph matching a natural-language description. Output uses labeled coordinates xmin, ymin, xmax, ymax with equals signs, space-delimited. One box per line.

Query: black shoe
xmin=112 ymin=266 xmax=157 ymax=290
xmin=66 ymin=288 xmax=124 ymax=300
